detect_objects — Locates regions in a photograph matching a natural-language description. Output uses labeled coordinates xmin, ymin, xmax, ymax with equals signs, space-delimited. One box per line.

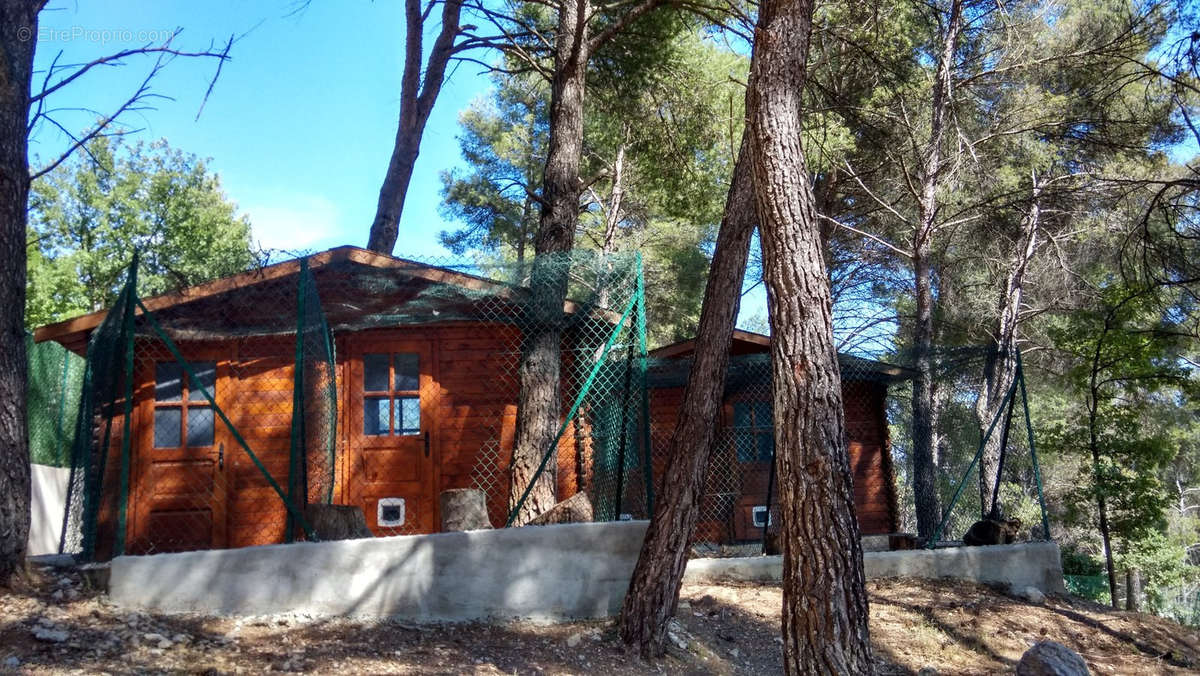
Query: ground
xmin=2 ymin=564 xmax=1198 ymax=675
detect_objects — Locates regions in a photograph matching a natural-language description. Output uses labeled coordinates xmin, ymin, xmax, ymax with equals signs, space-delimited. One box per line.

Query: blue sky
xmin=31 ymin=0 xmax=485 ymax=258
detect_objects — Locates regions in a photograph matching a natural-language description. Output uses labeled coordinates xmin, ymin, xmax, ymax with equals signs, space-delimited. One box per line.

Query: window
xmin=363 ymin=353 xmax=421 ymax=436
xmin=733 ymin=400 xmax=773 ymax=462
xmin=153 ymin=362 xmax=216 ymax=449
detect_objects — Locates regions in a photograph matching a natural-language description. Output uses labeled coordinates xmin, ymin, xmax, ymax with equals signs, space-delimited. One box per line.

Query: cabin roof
xmin=649 ymin=329 xmax=915 ymax=383
xmin=33 ymin=246 xmax=611 ymax=355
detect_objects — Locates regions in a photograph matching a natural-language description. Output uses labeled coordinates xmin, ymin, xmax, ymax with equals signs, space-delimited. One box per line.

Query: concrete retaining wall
xmin=28 ymin=463 xmax=70 ymax=556
xmin=110 ymin=520 xmax=650 ymax=621
xmin=109 ymin=522 xmax=1065 ymax=621
xmin=684 ymin=541 xmax=1067 ymax=594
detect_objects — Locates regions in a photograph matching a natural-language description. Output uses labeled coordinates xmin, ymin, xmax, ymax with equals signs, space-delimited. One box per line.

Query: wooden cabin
xmin=35 ymin=246 xmax=619 ymax=557
xmin=647 ymin=330 xmax=908 ymax=545
xmin=35 ymin=246 xmax=908 ymax=558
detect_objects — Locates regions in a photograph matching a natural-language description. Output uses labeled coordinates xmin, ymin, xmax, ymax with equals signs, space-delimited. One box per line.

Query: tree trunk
xmin=365 ymin=0 xmax=463 ymax=254
xmin=1125 ymin=569 xmax=1141 ymax=611
xmin=1088 ymin=322 xmax=1120 ymax=609
xmin=508 ymin=0 xmax=590 ymax=526
xmin=747 ymin=0 xmax=873 ymax=670
xmin=619 ymin=131 xmax=756 ymax=658
xmin=910 ymin=0 xmax=963 ymax=541
xmin=0 ymin=2 xmax=38 ymax=585
xmin=975 ymin=175 xmax=1041 ymax=519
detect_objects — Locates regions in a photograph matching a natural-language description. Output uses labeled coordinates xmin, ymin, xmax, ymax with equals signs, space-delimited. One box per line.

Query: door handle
xmin=218 ymin=442 xmax=224 ymax=470
xmin=424 ymin=431 xmax=430 ymax=458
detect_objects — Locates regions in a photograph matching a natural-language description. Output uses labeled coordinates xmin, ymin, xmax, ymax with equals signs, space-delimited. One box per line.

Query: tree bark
xmin=910 ymin=0 xmax=963 ymax=541
xmin=747 ymin=0 xmax=874 ymax=670
xmin=619 ymin=131 xmax=756 ymax=658
xmin=366 ymin=0 xmax=463 ymax=254
xmin=508 ymin=0 xmax=591 ymax=526
xmin=975 ymin=175 xmax=1041 ymax=519
xmin=0 ymin=2 xmax=38 ymax=585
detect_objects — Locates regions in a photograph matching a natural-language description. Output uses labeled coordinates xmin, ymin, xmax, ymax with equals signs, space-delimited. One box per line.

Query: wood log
xmin=439 ymin=488 xmax=492 ymax=532
xmin=304 ymin=504 xmax=372 ymax=541
xmin=528 ymin=492 xmax=594 ymax=526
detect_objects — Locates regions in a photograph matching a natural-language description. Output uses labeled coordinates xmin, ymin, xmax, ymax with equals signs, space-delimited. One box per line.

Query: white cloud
xmin=242 ymin=193 xmax=342 ymax=253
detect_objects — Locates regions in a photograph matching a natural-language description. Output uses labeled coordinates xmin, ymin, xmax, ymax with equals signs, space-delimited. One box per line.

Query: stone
xmin=528 ymin=493 xmax=594 ymax=526
xmin=1020 ymin=586 xmax=1047 ymax=604
xmin=32 ymin=626 xmax=69 ymax=643
xmin=4 ymin=656 xmax=20 ymax=669
xmin=439 ymin=489 xmax=492 ymax=532
xmin=1016 ymin=641 xmax=1090 ymax=676
xmin=304 ymin=504 xmax=372 ymax=541
xmin=917 ymin=667 xmax=938 ymax=676
xmin=566 ymin=632 xmax=583 ymax=648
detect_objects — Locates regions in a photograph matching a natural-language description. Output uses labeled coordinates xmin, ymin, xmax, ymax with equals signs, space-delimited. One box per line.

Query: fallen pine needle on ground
xmin=2 ymin=564 xmax=1198 ymax=674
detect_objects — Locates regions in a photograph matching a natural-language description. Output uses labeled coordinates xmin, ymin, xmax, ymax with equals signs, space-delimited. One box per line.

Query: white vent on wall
xmin=378 ymin=498 xmax=406 ymax=527
xmin=752 ymin=505 xmax=773 ymax=528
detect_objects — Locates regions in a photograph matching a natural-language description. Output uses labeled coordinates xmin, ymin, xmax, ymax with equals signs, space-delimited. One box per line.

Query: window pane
xmin=397 ymin=396 xmax=420 ymax=435
xmin=154 ymin=407 xmax=182 ymax=448
xmin=394 ymin=353 xmax=419 ymax=391
xmin=364 ymin=354 xmax=389 ymax=391
xmin=756 ymin=431 xmax=774 ymax=462
xmin=756 ymin=401 xmax=773 ymax=426
xmin=187 ymin=406 xmax=215 ymax=447
xmin=364 ymin=396 xmax=390 ymax=435
xmin=188 ymin=362 xmax=217 ymax=401
xmin=155 ymin=363 xmax=183 ymax=402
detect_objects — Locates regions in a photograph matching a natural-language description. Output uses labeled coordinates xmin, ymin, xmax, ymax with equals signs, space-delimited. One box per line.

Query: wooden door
xmin=130 ymin=353 xmax=230 ymax=554
xmin=348 ymin=339 xmax=436 ymax=535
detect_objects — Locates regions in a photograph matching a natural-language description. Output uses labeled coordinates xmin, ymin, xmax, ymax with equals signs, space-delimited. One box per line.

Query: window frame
xmin=729 ymin=397 xmax=774 ymax=464
xmin=361 ymin=352 xmax=422 ymax=437
xmin=151 ymin=360 xmax=217 ymax=451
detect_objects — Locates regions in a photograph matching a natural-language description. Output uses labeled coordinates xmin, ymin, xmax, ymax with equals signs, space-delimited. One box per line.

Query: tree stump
xmin=528 ymin=492 xmax=594 ymax=526
xmin=439 ymin=489 xmax=491 ymax=532
xmin=304 ymin=504 xmax=372 ymax=541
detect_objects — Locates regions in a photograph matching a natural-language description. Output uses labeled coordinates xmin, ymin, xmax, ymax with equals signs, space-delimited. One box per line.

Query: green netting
xmin=886 ymin=346 xmax=1052 ymax=547
xmin=26 ymin=334 xmax=84 ymax=468
xmin=48 ymin=247 xmax=651 ymax=559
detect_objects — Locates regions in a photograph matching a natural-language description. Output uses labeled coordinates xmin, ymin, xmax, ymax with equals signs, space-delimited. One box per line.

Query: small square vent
xmin=751 ymin=505 xmax=773 ymax=528
xmin=378 ymin=497 xmax=406 ymax=527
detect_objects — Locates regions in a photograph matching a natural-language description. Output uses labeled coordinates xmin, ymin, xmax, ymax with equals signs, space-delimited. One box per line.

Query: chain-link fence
xmin=26 ymin=334 xmax=85 ymax=468
xmin=37 ymin=247 xmax=651 ymax=560
xmin=888 ymin=347 xmax=1052 ymax=547
xmin=643 ymin=346 xmax=907 ymax=555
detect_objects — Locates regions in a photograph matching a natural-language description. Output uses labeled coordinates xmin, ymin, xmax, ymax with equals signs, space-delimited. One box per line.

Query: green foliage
xmin=440 ymin=27 xmax=745 ymax=346
xmin=26 ymin=135 xmax=255 ymax=328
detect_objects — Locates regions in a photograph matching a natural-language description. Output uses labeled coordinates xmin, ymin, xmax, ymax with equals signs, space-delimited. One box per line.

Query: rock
xmin=156 ymin=638 xmax=174 ymax=650
xmin=1016 ymin=641 xmax=1090 ymax=676
xmin=4 ymin=656 xmax=20 ymax=669
xmin=566 ymin=632 xmax=583 ymax=648
xmin=918 ymin=667 xmax=939 ymax=676
xmin=1018 ymin=586 xmax=1047 ymax=604
xmin=439 ymin=489 xmax=492 ymax=532
xmin=677 ymin=601 xmax=691 ymax=612
xmin=51 ymin=589 xmax=64 ymax=601
xmin=729 ymin=648 xmax=740 ymax=659
xmin=304 ymin=504 xmax=372 ymax=541
xmin=32 ymin=626 xmax=69 ymax=643
xmin=668 ymin=631 xmax=688 ymax=651
xmin=527 ymin=493 xmax=594 ymax=526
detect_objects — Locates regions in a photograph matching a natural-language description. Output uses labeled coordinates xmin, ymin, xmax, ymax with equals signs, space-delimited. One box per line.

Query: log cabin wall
xmin=647 ymin=377 xmax=899 ymax=545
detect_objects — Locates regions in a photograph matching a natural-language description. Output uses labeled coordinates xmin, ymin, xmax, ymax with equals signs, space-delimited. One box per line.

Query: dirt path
xmin=2 ymin=564 xmax=1197 ymax=674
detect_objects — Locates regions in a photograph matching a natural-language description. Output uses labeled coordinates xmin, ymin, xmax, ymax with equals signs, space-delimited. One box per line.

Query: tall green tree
xmin=440 ymin=28 xmax=745 ymax=344
xmin=26 ymin=136 xmax=255 ymax=328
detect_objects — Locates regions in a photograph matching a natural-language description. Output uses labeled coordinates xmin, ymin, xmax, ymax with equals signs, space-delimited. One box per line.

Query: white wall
xmin=28 ymin=463 xmax=71 ymax=556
